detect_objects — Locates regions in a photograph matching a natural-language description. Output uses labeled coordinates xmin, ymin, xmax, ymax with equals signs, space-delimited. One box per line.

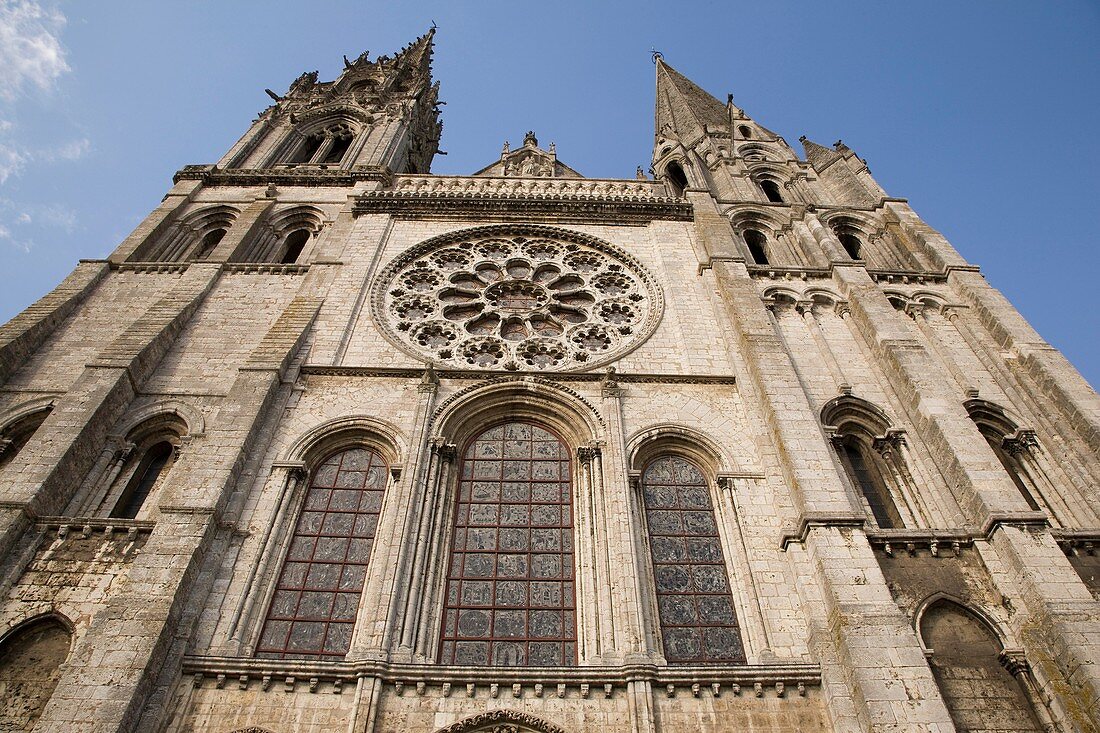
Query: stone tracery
xmin=374 ymin=226 xmax=662 ymax=371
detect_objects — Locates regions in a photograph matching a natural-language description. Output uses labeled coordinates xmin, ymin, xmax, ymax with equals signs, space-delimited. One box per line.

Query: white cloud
xmin=0 ymin=1 xmax=69 ymax=102
xmin=38 ymin=136 xmax=90 ymax=162
xmin=0 ymin=140 xmax=27 ymax=183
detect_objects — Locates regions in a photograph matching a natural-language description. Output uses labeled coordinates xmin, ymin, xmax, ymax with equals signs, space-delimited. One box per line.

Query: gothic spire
xmin=654 ymin=57 xmax=730 ymax=143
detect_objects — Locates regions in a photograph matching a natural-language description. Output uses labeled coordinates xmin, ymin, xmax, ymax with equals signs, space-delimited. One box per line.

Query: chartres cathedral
xmin=2 ymin=29 xmax=1099 ymax=733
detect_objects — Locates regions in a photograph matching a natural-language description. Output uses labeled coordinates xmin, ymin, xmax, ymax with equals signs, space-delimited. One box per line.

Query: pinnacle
xmin=800 ymin=135 xmax=843 ymax=169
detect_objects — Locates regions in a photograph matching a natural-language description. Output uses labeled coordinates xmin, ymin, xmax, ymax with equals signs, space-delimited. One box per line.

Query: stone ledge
xmin=779 ymin=512 xmax=867 ymax=550
xmin=300 ymin=365 xmax=736 ymax=385
xmin=173 ymin=164 xmax=391 ymax=187
xmin=182 ymin=656 xmax=821 ymax=698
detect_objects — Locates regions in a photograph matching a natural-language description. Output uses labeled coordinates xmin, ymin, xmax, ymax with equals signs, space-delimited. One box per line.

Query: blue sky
xmin=1 ymin=1 xmax=1098 ymax=387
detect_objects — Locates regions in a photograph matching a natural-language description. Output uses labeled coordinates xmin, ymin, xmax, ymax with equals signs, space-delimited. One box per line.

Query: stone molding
xmin=182 ymin=656 xmax=821 ymax=699
xmin=353 ymin=178 xmax=692 ymax=224
xmin=300 ymin=365 xmax=736 ymax=385
xmin=435 ymin=710 xmax=566 ymax=733
xmin=173 ymin=164 xmax=391 ymax=187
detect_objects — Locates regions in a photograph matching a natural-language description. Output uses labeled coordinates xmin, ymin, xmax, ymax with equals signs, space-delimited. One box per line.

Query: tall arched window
xmin=759 ymin=179 xmax=784 ymax=203
xmin=641 ymin=456 xmax=745 ymax=664
xmin=110 ymin=441 xmax=173 ymax=520
xmin=665 ymin=161 xmax=689 ymax=197
xmin=256 ymin=447 xmax=388 ymax=659
xmin=440 ymin=422 xmax=576 ymax=667
xmin=979 ymin=428 xmax=1042 ymax=512
xmin=921 ymin=601 xmax=1043 ymax=732
xmin=280 ymin=229 xmax=311 ymax=264
xmin=0 ymin=616 xmax=71 ymax=730
xmin=835 ymin=436 xmax=903 ymax=528
xmin=743 ymin=229 xmax=769 ymax=265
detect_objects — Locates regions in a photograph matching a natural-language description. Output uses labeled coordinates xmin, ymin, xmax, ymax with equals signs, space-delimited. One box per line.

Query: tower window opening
xmin=194 ymin=228 xmax=226 ymax=260
xmin=837 ymin=230 xmax=862 ymax=259
xmin=665 ymin=161 xmax=689 ymax=197
xmin=280 ymin=229 xmax=311 ymax=264
xmin=744 ymin=229 xmax=769 ymax=265
xmin=738 ymin=125 xmax=752 ymax=138
xmin=760 ymin=179 xmax=784 ymax=203
xmin=291 ymin=135 xmax=325 ymax=165
xmin=323 ymin=135 xmax=352 ymax=165
xmin=111 ymin=441 xmax=173 ymax=520
xmin=836 ymin=436 xmax=903 ymax=528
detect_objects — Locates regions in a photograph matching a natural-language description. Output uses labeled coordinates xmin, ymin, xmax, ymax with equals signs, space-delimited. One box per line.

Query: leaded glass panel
xmin=642 ymin=456 xmax=745 ymax=664
xmin=256 ymin=447 xmax=388 ymax=659
xmin=440 ymin=421 xmax=576 ymax=666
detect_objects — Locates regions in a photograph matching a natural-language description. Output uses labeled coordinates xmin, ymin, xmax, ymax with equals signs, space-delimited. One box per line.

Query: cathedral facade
xmin=0 ymin=31 xmax=1098 ymax=733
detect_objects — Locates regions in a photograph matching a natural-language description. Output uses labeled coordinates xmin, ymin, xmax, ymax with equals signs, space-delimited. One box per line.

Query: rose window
xmin=373 ymin=226 xmax=662 ymax=371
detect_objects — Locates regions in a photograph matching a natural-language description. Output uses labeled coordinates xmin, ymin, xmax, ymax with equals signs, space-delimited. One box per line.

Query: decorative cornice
xmin=173 ymin=164 xmax=392 ymax=187
xmin=352 ymin=179 xmax=692 ymax=224
xmin=299 ymin=365 xmax=735 ymax=385
xmin=181 ymin=655 xmax=822 ymax=696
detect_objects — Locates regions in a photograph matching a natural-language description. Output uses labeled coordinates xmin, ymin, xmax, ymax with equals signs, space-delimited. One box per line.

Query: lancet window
xmin=834 ymin=436 xmax=904 ymax=529
xmin=439 ymin=421 xmax=577 ymax=667
xmin=641 ymin=455 xmax=745 ymax=664
xmin=256 ymin=447 xmax=388 ymax=659
xmin=110 ymin=441 xmax=173 ymax=520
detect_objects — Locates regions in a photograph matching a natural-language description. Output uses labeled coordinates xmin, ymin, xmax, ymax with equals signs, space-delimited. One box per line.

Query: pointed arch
xmin=434 ymin=709 xmax=567 ymax=733
xmin=432 ymin=377 xmax=604 ymax=449
xmin=626 ymin=423 xmax=732 ymax=476
xmin=917 ymin=598 xmax=1044 ymax=732
xmin=0 ymin=613 xmax=73 ymax=731
xmin=241 ymin=205 xmax=327 ymax=263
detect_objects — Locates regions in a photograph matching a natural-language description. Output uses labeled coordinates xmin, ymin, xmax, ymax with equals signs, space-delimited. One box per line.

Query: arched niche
xmin=0 ymin=615 xmax=72 ymax=730
xmin=918 ymin=599 xmax=1044 ymax=732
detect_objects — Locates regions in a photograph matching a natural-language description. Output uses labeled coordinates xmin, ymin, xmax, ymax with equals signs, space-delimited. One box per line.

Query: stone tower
xmin=0 ymin=33 xmax=1097 ymax=733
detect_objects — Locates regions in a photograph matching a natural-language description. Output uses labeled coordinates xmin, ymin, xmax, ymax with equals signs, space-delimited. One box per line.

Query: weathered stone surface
xmin=0 ymin=34 xmax=1096 ymax=733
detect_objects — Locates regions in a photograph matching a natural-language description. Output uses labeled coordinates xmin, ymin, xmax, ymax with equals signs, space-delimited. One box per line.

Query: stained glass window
xmin=641 ymin=455 xmax=745 ymax=664
xmin=256 ymin=447 xmax=387 ymax=659
xmin=440 ymin=422 xmax=577 ymax=667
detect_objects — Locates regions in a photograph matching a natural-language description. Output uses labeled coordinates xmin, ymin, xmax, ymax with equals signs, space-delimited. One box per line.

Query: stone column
xmin=207 ymin=196 xmax=275 ymax=262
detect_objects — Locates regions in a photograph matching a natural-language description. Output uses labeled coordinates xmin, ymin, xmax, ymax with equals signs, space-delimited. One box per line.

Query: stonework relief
xmin=0 ymin=617 xmax=71 ymax=730
xmin=374 ymin=226 xmax=662 ymax=371
xmin=920 ymin=601 xmax=1042 ymax=732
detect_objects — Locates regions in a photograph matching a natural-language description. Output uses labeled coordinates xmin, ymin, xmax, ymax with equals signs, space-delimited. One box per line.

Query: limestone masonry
xmin=0 ymin=30 xmax=1098 ymax=733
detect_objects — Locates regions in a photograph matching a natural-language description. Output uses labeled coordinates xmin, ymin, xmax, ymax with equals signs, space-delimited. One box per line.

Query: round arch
xmin=434 ymin=709 xmax=567 ymax=733
xmin=282 ymin=415 xmax=407 ymax=470
xmin=821 ymin=394 xmax=894 ymax=438
xmin=626 ymin=423 xmax=732 ymax=476
xmin=912 ymin=593 xmax=1011 ymax=651
xmin=432 ymin=377 xmax=603 ymax=451
xmin=111 ymin=400 xmax=204 ymax=443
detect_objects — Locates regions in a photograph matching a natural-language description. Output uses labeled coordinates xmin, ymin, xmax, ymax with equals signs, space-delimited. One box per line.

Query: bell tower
xmin=219 ymin=28 xmax=442 ymax=174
